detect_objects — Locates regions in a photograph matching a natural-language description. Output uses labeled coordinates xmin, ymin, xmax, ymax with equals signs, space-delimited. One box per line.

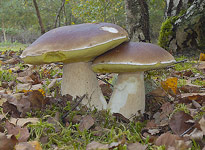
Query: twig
xmin=62 ymin=94 xmax=86 ymax=120
xmin=97 ymin=77 xmax=113 ymax=87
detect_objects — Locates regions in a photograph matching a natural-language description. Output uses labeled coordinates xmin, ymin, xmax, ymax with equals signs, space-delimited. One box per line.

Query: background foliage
xmin=0 ymin=0 xmax=165 ymax=44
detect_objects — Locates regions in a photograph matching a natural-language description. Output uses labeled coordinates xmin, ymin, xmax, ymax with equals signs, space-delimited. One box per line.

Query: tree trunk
xmin=33 ymin=0 xmax=45 ymax=34
xmin=160 ymin=0 xmax=205 ymax=54
xmin=1 ymin=22 xmax=7 ymax=42
xmin=124 ymin=0 xmax=150 ymax=42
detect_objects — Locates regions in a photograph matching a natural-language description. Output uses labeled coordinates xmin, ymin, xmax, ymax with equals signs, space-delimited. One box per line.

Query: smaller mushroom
xmin=92 ymin=42 xmax=176 ymax=119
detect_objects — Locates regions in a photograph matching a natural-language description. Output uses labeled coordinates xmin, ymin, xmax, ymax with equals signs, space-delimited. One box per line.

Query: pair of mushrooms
xmin=21 ymin=23 xmax=175 ymax=119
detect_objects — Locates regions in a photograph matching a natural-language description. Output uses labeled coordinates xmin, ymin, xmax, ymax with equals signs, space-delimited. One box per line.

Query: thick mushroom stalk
xmin=61 ymin=62 xmax=107 ymax=110
xmin=107 ymin=72 xmax=145 ymax=118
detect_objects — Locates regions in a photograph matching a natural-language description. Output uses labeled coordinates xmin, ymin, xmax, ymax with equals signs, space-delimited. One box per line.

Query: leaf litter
xmin=0 ymin=49 xmax=204 ymax=149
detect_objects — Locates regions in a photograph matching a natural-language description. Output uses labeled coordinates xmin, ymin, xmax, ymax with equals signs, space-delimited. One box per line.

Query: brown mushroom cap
xmin=21 ymin=23 xmax=128 ymax=64
xmin=92 ymin=42 xmax=176 ymax=73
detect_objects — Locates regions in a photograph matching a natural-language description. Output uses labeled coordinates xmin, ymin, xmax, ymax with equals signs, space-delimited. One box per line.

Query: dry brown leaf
xmin=86 ymin=141 xmax=109 ymax=150
xmin=180 ymin=84 xmax=201 ymax=93
xmin=183 ymin=70 xmax=194 ymax=77
xmin=0 ymin=133 xmax=18 ymax=150
xmin=149 ymin=87 xmax=166 ymax=97
xmin=169 ymin=111 xmax=194 ymax=135
xmin=15 ymin=141 xmax=42 ymax=150
xmin=147 ymin=128 xmax=160 ymax=135
xmin=15 ymin=142 xmax=35 ymax=150
xmin=161 ymin=102 xmax=174 ymax=116
xmin=16 ymin=83 xmax=32 ymax=91
xmin=179 ymin=93 xmax=205 ymax=104
xmin=127 ymin=142 xmax=147 ymax=150
xmin=29 ymin=141 xmax=42 ymax=150
xmin=2 ymin=101 xmax=20 ymax=118
xmin=71 ymin=115 xmax=82 ymax=124
xmin=9 ymin=118 xmax=39 ymax=127
xmin=5 ymin=58 xmax=20 ymax=65
xmin=199 ymin=115 xmax=205 ymax=135
xmin=47 ymin=79 xmax=57 ymax=89
xmin=5 ymin=121 xmax=30 ymax=142
xmin=145 ymin=120 xmax=157 ymax=128
xmin=185 ymin=128 xmax=203 ymax=141
xmin=100 ymin=83 xmax=112 ymax=99
xmin=155 ymin=132 xmax=182 ymax=149
xmin=198 ymin=61 xmax=205 ymax=70
xmin=16 ymin=76 xmax=34 ymax=83
xmin=79 ymin=115 xmax=95 ymax=131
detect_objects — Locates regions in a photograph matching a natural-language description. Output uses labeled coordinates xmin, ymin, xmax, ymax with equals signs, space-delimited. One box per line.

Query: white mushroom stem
xmin=61 ymin=62 xmax=107 ymax=110
xmin=107 ymin=72 xmax=145 ymax=119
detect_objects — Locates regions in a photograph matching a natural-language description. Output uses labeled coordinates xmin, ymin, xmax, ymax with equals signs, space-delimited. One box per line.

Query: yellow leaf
xmin=161 ymin=77 xmax=178 ymax=95
xmin=199 ymin=53 xmax=205 ymax=61
xmin=28 ymin=141 xmax=42 ymax=150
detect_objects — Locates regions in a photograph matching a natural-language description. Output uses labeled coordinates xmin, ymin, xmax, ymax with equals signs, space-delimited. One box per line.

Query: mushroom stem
xmin=107 ymin=72 xmax=145 ymax=119
xmin=61 ymin=62 xmax=107 ymax=110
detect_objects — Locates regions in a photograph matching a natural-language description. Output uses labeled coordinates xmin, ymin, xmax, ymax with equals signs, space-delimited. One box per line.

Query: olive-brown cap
xmin=92 ymin=42 xmax=176 ymax=73
xmin=21 ymin=23 xmax=128 ymax=64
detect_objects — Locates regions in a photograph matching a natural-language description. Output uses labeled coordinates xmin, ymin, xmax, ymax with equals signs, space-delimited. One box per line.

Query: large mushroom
xmin=92 ymin=42 xmax=176 ymax=118
xmin=20 ymin=23 xmax=128 ymax=110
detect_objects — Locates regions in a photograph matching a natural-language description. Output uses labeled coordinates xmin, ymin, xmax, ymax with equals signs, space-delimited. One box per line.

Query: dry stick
xmin=62 ymin=94 xmax=86 ymax=120
xmin=97 ymin=76 xmax=114 ymax=87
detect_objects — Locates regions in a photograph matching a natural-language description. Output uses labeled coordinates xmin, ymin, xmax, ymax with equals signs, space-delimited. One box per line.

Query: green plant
xmin=0 ymin=69 xmax=16 ymax=83
xmin=158 ymin=16 xmax=178 ymax=49
xmin=169 ymin=103 xmax=190 ymax=119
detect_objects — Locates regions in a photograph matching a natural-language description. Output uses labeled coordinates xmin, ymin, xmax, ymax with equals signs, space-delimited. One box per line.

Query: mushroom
xmin=92 ymin=42 xmax=176 ymax=118
xmin=20 ymin=23 xmax=128 ymax=110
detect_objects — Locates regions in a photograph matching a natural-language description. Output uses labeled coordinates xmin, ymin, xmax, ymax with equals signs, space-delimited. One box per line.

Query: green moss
xmin=158 ymin=16 xmax=179 ymax=49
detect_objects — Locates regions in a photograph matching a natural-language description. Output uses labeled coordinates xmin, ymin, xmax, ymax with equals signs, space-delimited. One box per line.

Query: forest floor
xmin=0 ymin=45 xmax=204 ymax=150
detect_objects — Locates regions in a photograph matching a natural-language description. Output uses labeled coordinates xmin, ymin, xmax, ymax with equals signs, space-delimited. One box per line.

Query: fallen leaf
xmin=86 ymin=141 xmax=109 ymax=150
xmin=183 ymin=70 xmax=194 ymax=77
xmin=5 ymin=58 xmax=20 ymax=65
xmin=47 ymin=79 xmax=57 ymax=89
xmin=71 ymin=115 xmax=82 ymax=124
xmin=169 ymin=111 xmax=194 ymax=135
xmin=198 ymin=61 xmax=205 ymax=70
xmin=29 ymin=141 xmax=42 ymax=150
xmin=17 ymin=76 xmax=34 ymax=83
xmin=199 ymin=53 xmax=205 ymax=61
xmin=2 ymin=101 xmax=20 ymax=118
xmin=147 ymin=128 xmax=160 ymax=135
xmin=15 ymin=141 xmax=42 ymax=150
xmin=145 ymin=120 xmax=157 ymax=128
xmin=5 ymin=121 xmax=30 ymax=142
xmin=127 ymin=142 xmax=147 ymax=150
xmin=180 ymin=84 xmax=201 ymax=93
xmin=185 ymin=128 xmax=203 ymax=141
xmin=180 ymin=93 xmax=205 ymax=104
xmin=15 ymin=142 xmax=35 ymax=150
xmin=108 ymin=138 xmax=126 ymax=149
xmin=100 ymin=83 xmax=112 ymax=100
xmin=149 ymin=87 xmax=166 ymax=97
xmin=155 ymin=132 xmax=182 ymax=149
xmin=161 ymin=102 xmax=174 ymax=116
xmin=79 ymin=115 xmax=95 ymax=131
xmin=9 ymin=118 xmax=39 ymax=127
xmin=161 ymin=77 xmax=178 ymax=95
xmin=0 ymin=133 xmax=18 ymax=150
xmin=199 ymin=115 xmax=205 ymax=135
xmin=16 ymin=83 xmax=32 ymax=91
